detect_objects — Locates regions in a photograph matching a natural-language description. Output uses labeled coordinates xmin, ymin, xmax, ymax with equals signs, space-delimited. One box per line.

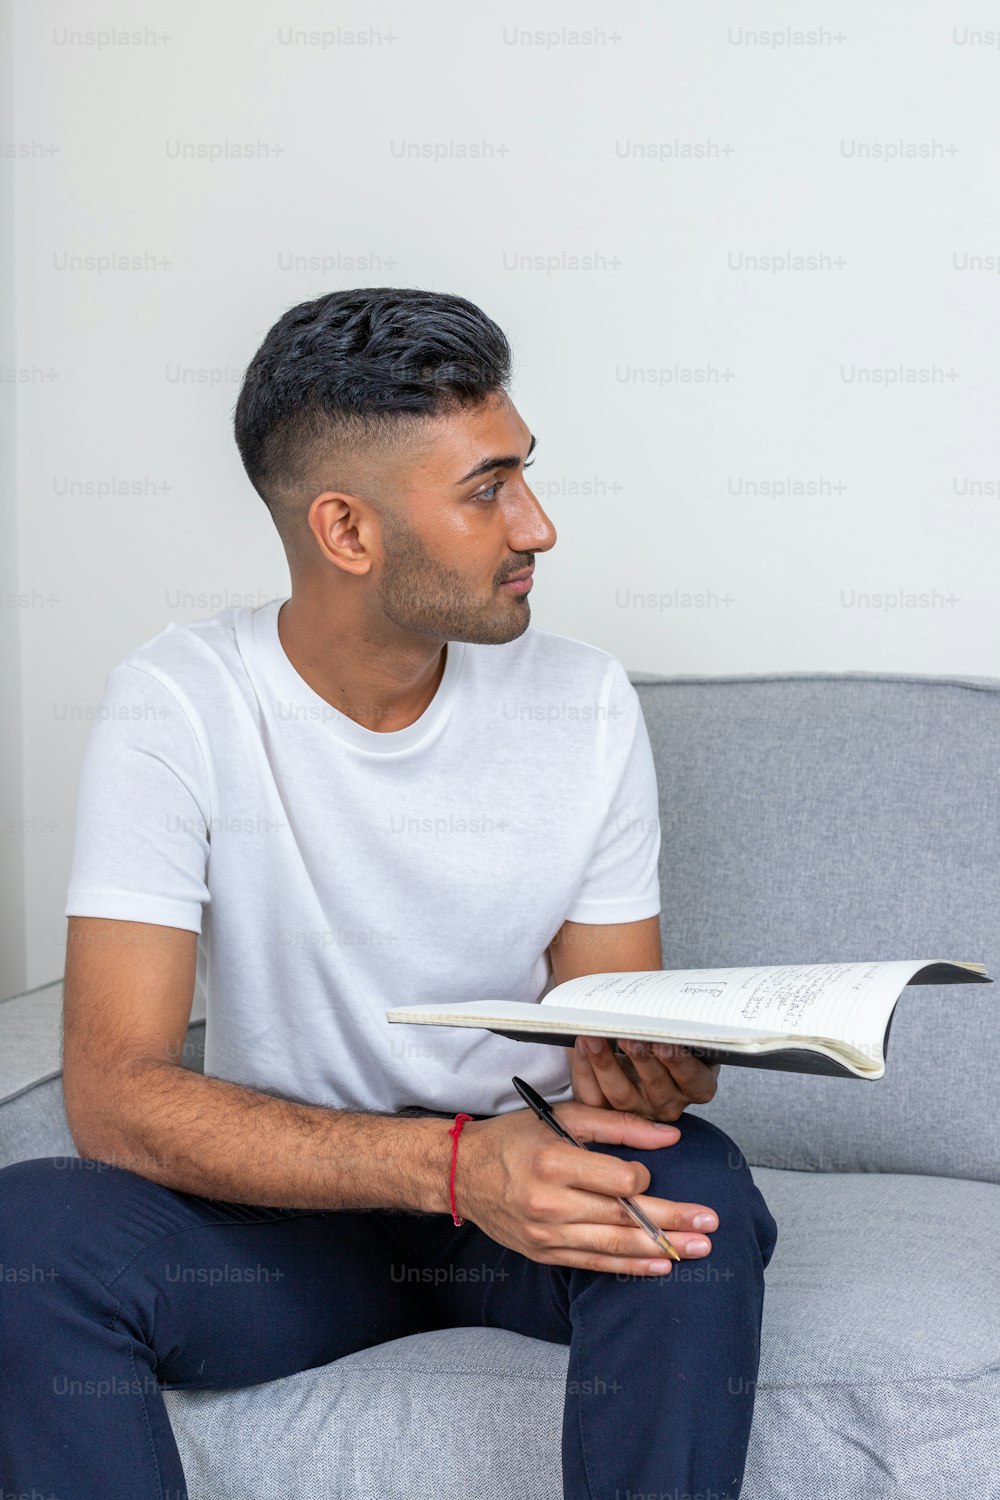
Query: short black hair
xmin=233 ymin=287 xmax=512 ymax=521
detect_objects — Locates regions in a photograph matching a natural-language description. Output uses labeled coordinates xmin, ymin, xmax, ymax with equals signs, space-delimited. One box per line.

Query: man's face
xmin=371 ymin=393 xmax=557 ymax=646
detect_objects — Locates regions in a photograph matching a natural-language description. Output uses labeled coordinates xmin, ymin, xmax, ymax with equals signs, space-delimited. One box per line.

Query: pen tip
xmin=661 ymin=1237 xmax=682 ymax=1262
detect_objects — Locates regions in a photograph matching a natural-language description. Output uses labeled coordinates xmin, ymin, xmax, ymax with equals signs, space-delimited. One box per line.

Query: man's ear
xmin=306 ymin=491 xmax=375 ymax=576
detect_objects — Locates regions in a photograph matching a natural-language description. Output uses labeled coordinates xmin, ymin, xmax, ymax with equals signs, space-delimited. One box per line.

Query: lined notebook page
xmin=544 ymin=961 xmax=937 ymax=1050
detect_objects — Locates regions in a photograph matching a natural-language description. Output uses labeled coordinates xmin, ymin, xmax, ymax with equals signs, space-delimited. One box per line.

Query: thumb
xmin=554 ymin=1100 xmax=681 ymax=1149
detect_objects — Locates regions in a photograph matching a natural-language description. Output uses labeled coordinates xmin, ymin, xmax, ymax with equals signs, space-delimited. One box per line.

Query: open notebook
xmin=386 ymin=959 xmax=991 ymax=1079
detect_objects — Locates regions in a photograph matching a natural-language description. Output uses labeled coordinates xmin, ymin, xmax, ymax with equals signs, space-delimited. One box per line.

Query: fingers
xmin=559 ymin=1185 xmax=720 ymax=1239
xmin=554 ymin=1095 xmax=681 ymax=1150
xmin=536 ymin=1250 xmax=676 ymax=1277
xmin=568 ymin=1039 xmax=609 ymax=1109
xmin=616 ymin=1042 xmax=691 ymax=1120
xmin=525 ymin=1216 xmax=715 ymax=1274
xmin=574 ymin=1036 xmax=684 ymax=1118
xmin=526 ymin=1142 xmax=719 ymax=1236
xmin=531 ymin=1137 xmax=654 ymax=1200
xmin=638 ymin=1041 xmax=721 ymax=1107
xmin=502 ymin=1101 xmax=720 ymax=1279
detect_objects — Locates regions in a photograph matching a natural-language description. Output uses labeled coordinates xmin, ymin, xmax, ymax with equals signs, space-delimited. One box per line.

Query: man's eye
xmin=473 ymin=460 xmax=534 ymax=503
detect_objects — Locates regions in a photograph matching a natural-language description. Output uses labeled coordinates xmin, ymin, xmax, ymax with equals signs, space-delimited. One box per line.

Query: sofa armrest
xmin=0 ymin=982 xmax=74 ymax=1168
xmin=0 ymin=982 xmax=64 ymax=1111
xmin=0 ymin=980 xmax=206 ymax=1170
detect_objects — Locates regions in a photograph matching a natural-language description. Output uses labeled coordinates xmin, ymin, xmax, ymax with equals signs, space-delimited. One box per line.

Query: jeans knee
xmin=605 ymin=1110 xmax=748 ymax=1194
xmin=676 ymin=1113 xmax=778 ymax=1264
xmin=601 ymin=1113 xmax=778 ymax=1263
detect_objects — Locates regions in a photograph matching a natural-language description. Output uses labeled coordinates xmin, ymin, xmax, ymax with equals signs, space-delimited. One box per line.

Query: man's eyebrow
xmin=455 ymin=433 xmax=536 ymax=485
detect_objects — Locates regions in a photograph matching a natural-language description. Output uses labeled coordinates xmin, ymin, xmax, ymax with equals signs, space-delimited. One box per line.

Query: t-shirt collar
xmin=249 ymin=597 xmax=465 ymax=755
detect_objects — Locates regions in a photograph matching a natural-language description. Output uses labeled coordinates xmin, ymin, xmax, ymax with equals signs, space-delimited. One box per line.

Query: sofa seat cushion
xmin=164 ymin=1167 xmax=1000 ymax=1500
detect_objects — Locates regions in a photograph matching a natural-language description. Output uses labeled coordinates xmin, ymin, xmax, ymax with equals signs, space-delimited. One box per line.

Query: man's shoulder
xmin=463 ymin=626 xmax=633 ymax=731
xmin=113 ymin=603 xmax=255 ymax=695
xmin=473 ymin=623 xmax=624 ymax=686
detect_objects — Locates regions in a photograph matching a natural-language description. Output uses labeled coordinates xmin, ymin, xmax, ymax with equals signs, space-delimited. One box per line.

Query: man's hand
xmin=568 ymin=1037 xmax=721 ymax=1123
xmin=456 ymin=1101 xmax=719 ymax=1276
xmin=546 ymin=916 xmax=720 ymax=1123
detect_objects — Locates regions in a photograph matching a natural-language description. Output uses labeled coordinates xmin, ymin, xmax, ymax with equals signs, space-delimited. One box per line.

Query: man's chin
xmin=451 ymin=603 xmax=531 ymax=647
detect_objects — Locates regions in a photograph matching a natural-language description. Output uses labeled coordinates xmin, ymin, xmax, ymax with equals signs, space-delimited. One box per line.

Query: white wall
xmin=1 ymin=0 xmax=26 ymax=999
xmin=4 ymin=0 xmax=1000 ymax=995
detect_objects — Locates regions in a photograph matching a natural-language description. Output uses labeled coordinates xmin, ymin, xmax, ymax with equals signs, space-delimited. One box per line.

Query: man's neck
xmin=276 ymin=594 xmax=447 ymax=734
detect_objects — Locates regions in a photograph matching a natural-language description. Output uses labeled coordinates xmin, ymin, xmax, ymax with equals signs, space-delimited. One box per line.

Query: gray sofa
xmin=2 ymin=670 xmax=999 ymax=1499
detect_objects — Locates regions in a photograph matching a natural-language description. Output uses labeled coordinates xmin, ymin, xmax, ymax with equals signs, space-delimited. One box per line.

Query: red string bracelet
xmin=448 ymin=1112 xmax=474 ymax=1225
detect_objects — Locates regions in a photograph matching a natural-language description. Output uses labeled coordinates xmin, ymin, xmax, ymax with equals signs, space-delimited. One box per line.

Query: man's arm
xmin=61 ymin=914 xmax=719 ymax=1272
xmin=549 ymin=915 xmax=720 ymax=1121
xmin=62 ymin=916 xmax=456 ymax=1213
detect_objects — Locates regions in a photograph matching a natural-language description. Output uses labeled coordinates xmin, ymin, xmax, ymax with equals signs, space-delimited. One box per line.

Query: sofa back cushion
xmin=632 ymin=672 xmax=1000 ymax=1182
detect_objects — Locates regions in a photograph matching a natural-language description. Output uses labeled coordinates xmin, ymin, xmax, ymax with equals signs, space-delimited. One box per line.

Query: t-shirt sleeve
xmin=563 ymin=658 xmax=662 ymax=925
xmin=63 ymin=662 xmax=212 ymax=934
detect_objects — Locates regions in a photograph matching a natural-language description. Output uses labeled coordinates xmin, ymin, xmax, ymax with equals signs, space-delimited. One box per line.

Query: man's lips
xmin=500 ymin=567 xmax=534 ymax=594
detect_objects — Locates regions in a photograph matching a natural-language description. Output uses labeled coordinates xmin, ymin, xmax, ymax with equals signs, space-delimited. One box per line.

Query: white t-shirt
xmin=64 ymin=598 xmax=662 ymax=1116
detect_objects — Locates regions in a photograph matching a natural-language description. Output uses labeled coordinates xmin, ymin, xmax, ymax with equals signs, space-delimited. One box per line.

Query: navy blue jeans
xmin=0 ymin=1112 xmax=776 ymax=1500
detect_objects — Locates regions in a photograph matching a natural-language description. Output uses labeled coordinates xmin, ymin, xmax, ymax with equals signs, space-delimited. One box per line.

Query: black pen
xmin=511 ymin=1075 xmax=681 ymax=1263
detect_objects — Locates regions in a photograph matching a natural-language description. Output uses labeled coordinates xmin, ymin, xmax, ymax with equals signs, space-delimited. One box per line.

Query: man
xmin=0 ymin=288 xmax=777 ymax=1499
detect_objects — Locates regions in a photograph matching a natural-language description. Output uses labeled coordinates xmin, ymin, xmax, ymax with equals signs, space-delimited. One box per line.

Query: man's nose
xmin=509 ymin=490 xmax=557 ymax=555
